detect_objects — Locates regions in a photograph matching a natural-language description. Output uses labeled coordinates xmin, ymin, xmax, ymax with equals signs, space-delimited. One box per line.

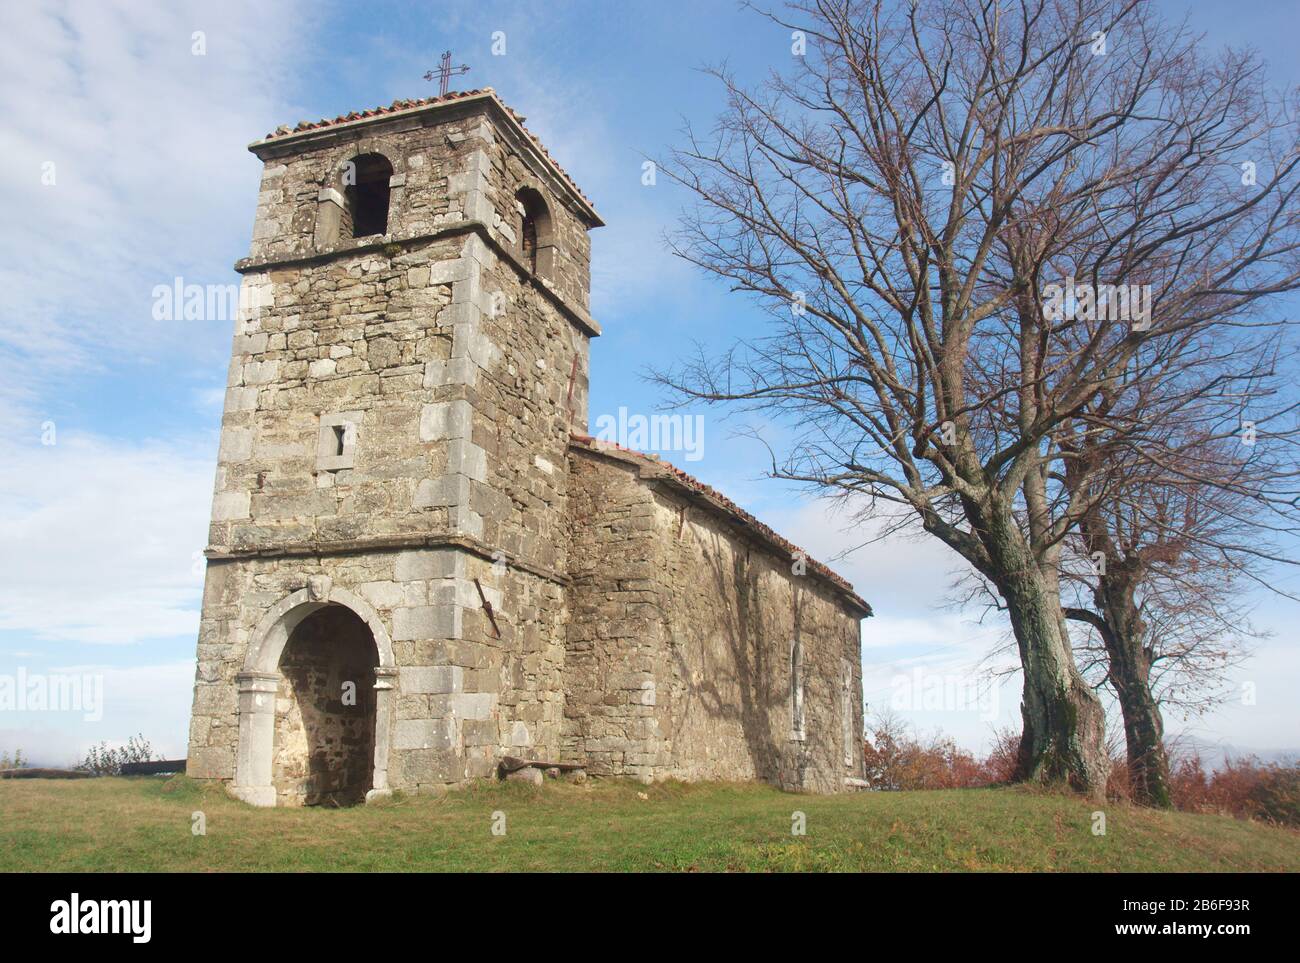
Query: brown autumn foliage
xmin=1165 ymin=755 xmax=1300 ymax=827
xmin=862 ymin=713 xmax=1016 ymax=791
xmin=863 ymin=714 xmax=1299 ymax=827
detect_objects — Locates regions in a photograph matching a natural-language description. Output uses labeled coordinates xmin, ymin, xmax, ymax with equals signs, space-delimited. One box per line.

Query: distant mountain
xmin=1167 ymin=734 xmax=1299 ymax=771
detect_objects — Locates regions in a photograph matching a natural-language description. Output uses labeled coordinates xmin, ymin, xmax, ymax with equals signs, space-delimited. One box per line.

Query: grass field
xmin=1 ymin=775 xmax=1296 ymax=872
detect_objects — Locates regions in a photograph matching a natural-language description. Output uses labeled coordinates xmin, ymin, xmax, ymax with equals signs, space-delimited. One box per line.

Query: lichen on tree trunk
xmin=1114 ymin=671 xmax=1172 ymax=808
xmin=1096 ymin=581 xmax=1173 ymax=809
xmin=982 ymin=507 xmax=1109 ymax=798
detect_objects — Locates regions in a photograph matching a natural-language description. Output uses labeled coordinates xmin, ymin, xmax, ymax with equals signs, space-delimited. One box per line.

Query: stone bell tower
xmin=186 ymin=89 xmax=604 ymax=805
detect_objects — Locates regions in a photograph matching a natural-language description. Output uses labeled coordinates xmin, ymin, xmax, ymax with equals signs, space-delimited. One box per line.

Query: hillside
xmin=2 ymin=776 xmax=1296 ymax=872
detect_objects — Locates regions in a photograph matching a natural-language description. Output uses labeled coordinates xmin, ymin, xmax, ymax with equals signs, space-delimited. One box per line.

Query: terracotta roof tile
xmin=262 ymin=88 xmax=599 ymax=217
xmin=570 ymin=434 xmax=872 ymax=615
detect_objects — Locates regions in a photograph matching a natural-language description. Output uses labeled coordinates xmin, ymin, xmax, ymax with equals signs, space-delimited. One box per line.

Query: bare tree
xmin=1056 ymin=363 xmax=1298 ymax=806
xmin=654 ymin=0 xmax=1300 ymax=796
xmin=963 ymin=374 xmax=1298 ymax=807
xmin=963 ymin=236 xmax=1300 ymax=809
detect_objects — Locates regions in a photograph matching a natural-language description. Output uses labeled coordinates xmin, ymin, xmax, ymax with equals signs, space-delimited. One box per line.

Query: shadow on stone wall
xmin=669 ymin=531 xmax=803 ymax=786
xmin=274 ymin=605 xmax=378 ymax=806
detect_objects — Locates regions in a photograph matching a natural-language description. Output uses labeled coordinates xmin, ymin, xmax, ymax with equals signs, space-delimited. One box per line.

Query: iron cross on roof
xmin=424 ymin=50 xmax=470 ymax=97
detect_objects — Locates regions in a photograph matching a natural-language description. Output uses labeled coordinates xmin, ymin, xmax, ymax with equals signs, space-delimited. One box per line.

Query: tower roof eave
xmin=248 ymin=88 xmax=604 ymax=228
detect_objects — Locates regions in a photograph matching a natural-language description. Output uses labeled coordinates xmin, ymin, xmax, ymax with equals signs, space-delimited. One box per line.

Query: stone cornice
xmin=247 ymin=91 xmax=604 ymax=228
xmin=205 ymin=532 xmax=570 ymax=588
xmin=233 ymin=219 xmax=602 ymax=339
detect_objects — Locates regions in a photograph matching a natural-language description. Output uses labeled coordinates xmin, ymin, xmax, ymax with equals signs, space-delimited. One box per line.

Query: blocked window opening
xmin=345 ymin=153 xmax=394 ymax=238
xmin=842 ymin=663 xmax=854 ymax=765
xmin=514 ymin=187 xmax=553 ymax=278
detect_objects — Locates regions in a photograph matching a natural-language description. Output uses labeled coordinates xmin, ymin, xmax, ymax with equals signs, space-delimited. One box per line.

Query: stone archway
xmin=231 ymin=580 xmax=396 ymax=807
xmin=275 ymin=606 xmax=378 ymax=805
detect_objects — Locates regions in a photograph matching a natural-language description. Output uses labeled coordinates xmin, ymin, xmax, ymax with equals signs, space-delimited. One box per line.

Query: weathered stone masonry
xmin=565 ymin=439 xmax=867 ymax=792
xmin=187 ymin=89 xmax=869 ymax=806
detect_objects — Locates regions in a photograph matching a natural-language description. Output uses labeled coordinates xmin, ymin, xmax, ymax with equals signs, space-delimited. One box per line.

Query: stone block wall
xmin=187 ymin=545 xmax=567 ymax=795
xmin=563 ymin=449 xmax=672 ymax=779
xmin=189 ymin=92 xmax=865 ymax=804
xmin=208 ymin=243 xmax=459 ymax=555
xmin=564 ymin=445 xmax=866 ymax=792
xmin=191 ymin=95 xmax=600 ymax=798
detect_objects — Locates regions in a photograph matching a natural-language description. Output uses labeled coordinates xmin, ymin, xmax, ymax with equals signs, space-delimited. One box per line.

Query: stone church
xmin=185 ymin=89 xmax=870 ymax=806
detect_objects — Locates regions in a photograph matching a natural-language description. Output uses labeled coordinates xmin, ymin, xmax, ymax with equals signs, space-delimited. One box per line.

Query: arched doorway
xmin=232 ymin=584 xmax=396 ymax=808
xmin=274 ymin=606 xmax=377 ymax=806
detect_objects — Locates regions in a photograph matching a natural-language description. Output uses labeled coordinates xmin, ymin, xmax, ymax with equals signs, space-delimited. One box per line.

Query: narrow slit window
xmin=317 ymin=412 xmax=361 ymax=472
xmin=791 ymin=638 xmax=805 ymax=740
xmin=842 ymin=666 xmax=854 ymax=765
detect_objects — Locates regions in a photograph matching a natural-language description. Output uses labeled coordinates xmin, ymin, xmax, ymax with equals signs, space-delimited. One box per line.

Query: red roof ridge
xmin=260 ymin=88 xmax=599 ymax=218
xmin=569 ymin=434 xmax=871 ymax=615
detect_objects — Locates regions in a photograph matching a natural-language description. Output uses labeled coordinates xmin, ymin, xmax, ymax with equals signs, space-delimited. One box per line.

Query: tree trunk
xmin=981 ymin=506 xmax=1110 ymax=798
xmin=1064 ymin=583 xmax=1173 ymax=807
xmin=1112 ymin=658 xmax=1172 ymax=807
xmin=1097 ymin=588 xmax=1173 ymax=808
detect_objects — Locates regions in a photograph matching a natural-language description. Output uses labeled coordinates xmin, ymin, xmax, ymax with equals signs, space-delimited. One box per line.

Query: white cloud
xmin=1165 ymin=628 xmax=1300 ymax=755
xmin=0 ymin=661 xmax=196 ymax=765
xmin=759 ymin=496 xmax=984 ymax=614
xmin=0 ymin=0 xmax=307 ymax=421
xmin=0 ymin=432 xmax=213 ymax=645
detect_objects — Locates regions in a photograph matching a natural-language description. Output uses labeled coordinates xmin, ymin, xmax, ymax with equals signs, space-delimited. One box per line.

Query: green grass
xmin=1 ymin=775 xmax=1296 ymax=872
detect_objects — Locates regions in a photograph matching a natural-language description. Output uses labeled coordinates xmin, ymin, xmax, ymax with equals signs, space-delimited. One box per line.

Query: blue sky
xmin=1 ymin=0 xmax=1297 ymax=765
